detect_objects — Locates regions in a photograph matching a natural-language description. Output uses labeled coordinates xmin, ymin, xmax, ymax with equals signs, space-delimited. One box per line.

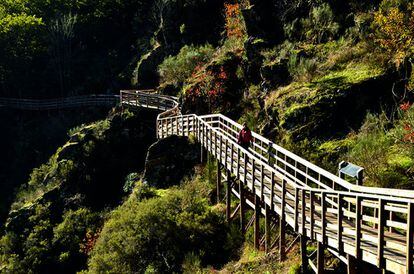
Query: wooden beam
xmin=216 ymin=163 xmax=222 ymax=204
xmin=295 ymin=188 xmax=299 ymax=232
xmin=265 ymin=204 xmax=271 ymax=253
xmin=300 ymin=235 xmax=308 ymax=273
xmin=310 ymin=191 xmax=314 ymax=240
xmin=337 ymin=193 xmax=343 ymax=253
xmin=355 ymin=196 xmax=361 ymax=260
xmin=301 ymin=189 xmax=306 ymax=235
xmin=347 ymin=254 xmax=357 ymax=274
xmin=226 ymin=171 xmax=231 ymax=221
xmin=407 ymin=202 xmax=414 ymax=274
xmin=254 ymin=195 xmax=261 ymax=249
xmin=280 ymin=179 xmax=287 ymax=262
xmin=321 ymin=192 xmax=326 ymax=245
xmin=377 ymin=199 xmax=385 ymax=269
xmin=317 ymin=242 xmax=324 ymax=274
xmin=239 ymin=182 xmax=245 ymax=233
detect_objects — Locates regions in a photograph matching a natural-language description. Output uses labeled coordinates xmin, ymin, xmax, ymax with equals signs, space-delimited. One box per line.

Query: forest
xmin=1 ymin=0 xmax=414 ymax=273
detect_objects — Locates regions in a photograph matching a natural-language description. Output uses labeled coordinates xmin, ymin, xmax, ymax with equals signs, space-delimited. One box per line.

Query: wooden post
xmin=347 ymin=254 xmax=357 ymax=274
xmin=310 ymin=191 xmax=314 ymax=240
xmin=270 ymin=171 xmax=275 ymax=211
xmin=200 ymin=143 xmax=204 ymax=164
xmin=300 ymin=235 xmax=308 ymax=273
xmin=337 ymin=194 xmax=343 ymax=253
xmin=407 ymin=203 xmax=414 ymax=274
xmin=217 ymin=164 xmax=222 ymax=204
xmin=294 ymin=188 xmax=299 ymax=232
xmin=317 ymin=242 xmax=324 ymax=274
xmin=377 ymin=199 xmax=385 ymax=269
xmin=226 ymin=171 xmax=232 ymax=221
xmin=321 ymin=192 xmax=326 ymax=245
xmin=355 ymin=196 xmax=361 ymax=260
xmin=254 ymin=195 xmax=261 ymax=249
xmin=265 ymin=204 xmax=271 ymax=253
xmin=280 ymin=179 xmax=287 ymax=262
xmin=239 ymin=181 xmax=245 ymax=233
xmin=301 ymin=189 xmax=306 ymax=236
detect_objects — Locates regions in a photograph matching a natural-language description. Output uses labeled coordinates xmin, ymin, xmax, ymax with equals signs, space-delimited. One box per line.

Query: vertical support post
xmin=260 ymin=164 xmax=265 ymax=201
xmin=347 ymin=254 xmax=357 ymax=274
xmin=317 ymin=242 xmax=324 ymax=274
xmin=226 ymin=170 xmax=232 ymax=221
xmin=338 ymin=194 xmax=343 ymax=253
xmin=407 ymin=202 xmax=414 ymax=274
xmin=270 ymin=171 xmax=275 ymax=211
xmin=355 ymin=196 xmax=361 ymax=260
xmin=239 ymin=181 xmax=245 ymax=234
xmin=254 ymin=195 xmax=261 ymax=249
xmin=200 ymin=143 xmax=204 ymax=164
xmin=321 ymin=192 xmax=326 ymax=245
xmin=310 ymin=191 xmax=314 ymax=241
xmin=294 ymin=188 xmax=299 ymax=232
xmin=377 ymin=199 xmax=385 ymax=269
xmin=216 ymin=164 xmax=222 ymax=204
xmin=265 ymin=204 xmax=271 ymax=254
xmin=301 ymin=189 xmax=306 ymax=236
xmin=280 ymin=179 xmax=287 ymax=262
xmin=300 ymin=235 xmax=308 ymax=273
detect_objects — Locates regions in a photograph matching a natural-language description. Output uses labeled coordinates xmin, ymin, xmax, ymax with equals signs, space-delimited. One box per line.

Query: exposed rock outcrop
xmin=143 ymin=135 xmax=200 ymax=188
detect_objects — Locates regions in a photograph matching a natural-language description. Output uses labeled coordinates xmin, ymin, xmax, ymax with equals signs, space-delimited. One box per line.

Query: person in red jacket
xmin=238 ymin=123 xmax=253 ymax=150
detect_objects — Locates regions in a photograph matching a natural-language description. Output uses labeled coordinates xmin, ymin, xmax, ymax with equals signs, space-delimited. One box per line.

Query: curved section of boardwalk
xmin=0 ymin=95 xmax=119 ymax=110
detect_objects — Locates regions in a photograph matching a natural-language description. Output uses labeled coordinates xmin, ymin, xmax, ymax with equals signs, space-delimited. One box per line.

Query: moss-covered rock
xmin=1 ymin=108 xmax=158 ymax=273
xmin=264 ymin=64 xmax=396 ymax=141
xmin=143 ymin=135 xmax=200 ymax=188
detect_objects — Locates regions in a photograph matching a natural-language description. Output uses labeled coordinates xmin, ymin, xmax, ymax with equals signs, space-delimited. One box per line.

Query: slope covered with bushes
xmin=2 ymin=0 xmax=414 ymax=273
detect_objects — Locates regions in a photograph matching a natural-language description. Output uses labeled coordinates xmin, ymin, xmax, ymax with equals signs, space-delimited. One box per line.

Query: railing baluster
xmin=295 ymin=188 xmax=299 ymax=232
xmin=337 ymin=193 xmax=343 ymax=253
xmin=301 ymin=189 xmax=306 ymax=236
xmin=355 ymin=196 xmax=361 ymax=259
xmin=260 ymin=164 xmax=264 ymax=201
xmin=407 ymin=202 xmax=414 ymax=274
xmin=377 ymin=199 xmax=385 ymax=268
xmin=310 ymin=191 xmax=314 ymax=240
xmin=321 ymin=192 xmax=326 ymax=245
xmin=270 ymin=171 xmax=275 ymax=211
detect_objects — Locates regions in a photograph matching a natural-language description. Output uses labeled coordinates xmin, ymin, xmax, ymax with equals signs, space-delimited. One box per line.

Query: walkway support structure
xmin=120 ymin=90 xmax=414 ymax=274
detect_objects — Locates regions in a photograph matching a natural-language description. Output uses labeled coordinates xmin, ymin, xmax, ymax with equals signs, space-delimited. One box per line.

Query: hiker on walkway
xmin=238 ymin=123 xmax=252 ymax=150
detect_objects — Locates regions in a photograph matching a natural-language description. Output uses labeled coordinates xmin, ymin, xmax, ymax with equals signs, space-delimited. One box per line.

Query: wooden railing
xmin=156 ymin=113 xmax=414 ymax=274
xmin=0 ymin=95 xmax=119 ymax=110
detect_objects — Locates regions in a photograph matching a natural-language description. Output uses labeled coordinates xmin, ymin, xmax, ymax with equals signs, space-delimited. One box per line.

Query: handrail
xmin=198 ymin=113 xmax=414 ymax=200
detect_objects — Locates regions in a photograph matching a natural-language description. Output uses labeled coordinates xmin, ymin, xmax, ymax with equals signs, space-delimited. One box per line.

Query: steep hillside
xmin=2 ymin=0 xmax=414 ymax=273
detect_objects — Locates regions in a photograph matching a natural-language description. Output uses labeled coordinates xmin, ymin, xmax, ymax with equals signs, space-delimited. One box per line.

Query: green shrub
xmin=301 ymin=3 xmax=339 ymax=43
xmin=158 ymin=44 xmax=215 ymax=88
xmin=288 ymin=55 xmax=319 ymax=82
xmin=347 ymin=110 xmax=414 ymax=188
xmin=84 ymin=178 xmax=241 ymax=273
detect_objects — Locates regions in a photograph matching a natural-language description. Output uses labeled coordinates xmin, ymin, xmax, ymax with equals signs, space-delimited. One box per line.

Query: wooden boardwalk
xmin=120 ymin=90 xmax=414 ymax=274
xmin=9 ymin=89 xmax=410 ymax=274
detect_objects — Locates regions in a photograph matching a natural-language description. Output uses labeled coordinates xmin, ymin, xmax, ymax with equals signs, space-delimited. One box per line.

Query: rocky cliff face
xmin=143 ymin=135 xmax=200 ymax=188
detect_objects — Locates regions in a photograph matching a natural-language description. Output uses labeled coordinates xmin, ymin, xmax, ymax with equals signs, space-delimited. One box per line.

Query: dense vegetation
xmin=2 ymin=0 xmax=414 ymax=273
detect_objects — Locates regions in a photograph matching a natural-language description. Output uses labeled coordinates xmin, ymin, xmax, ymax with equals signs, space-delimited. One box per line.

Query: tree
xmin=48 ymin=13 xmax=77 ymax=96
xmin=373 ymin=2 xmax=414 ymax=68
xmin=301 ymin=3 xmax=339 ymax=43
